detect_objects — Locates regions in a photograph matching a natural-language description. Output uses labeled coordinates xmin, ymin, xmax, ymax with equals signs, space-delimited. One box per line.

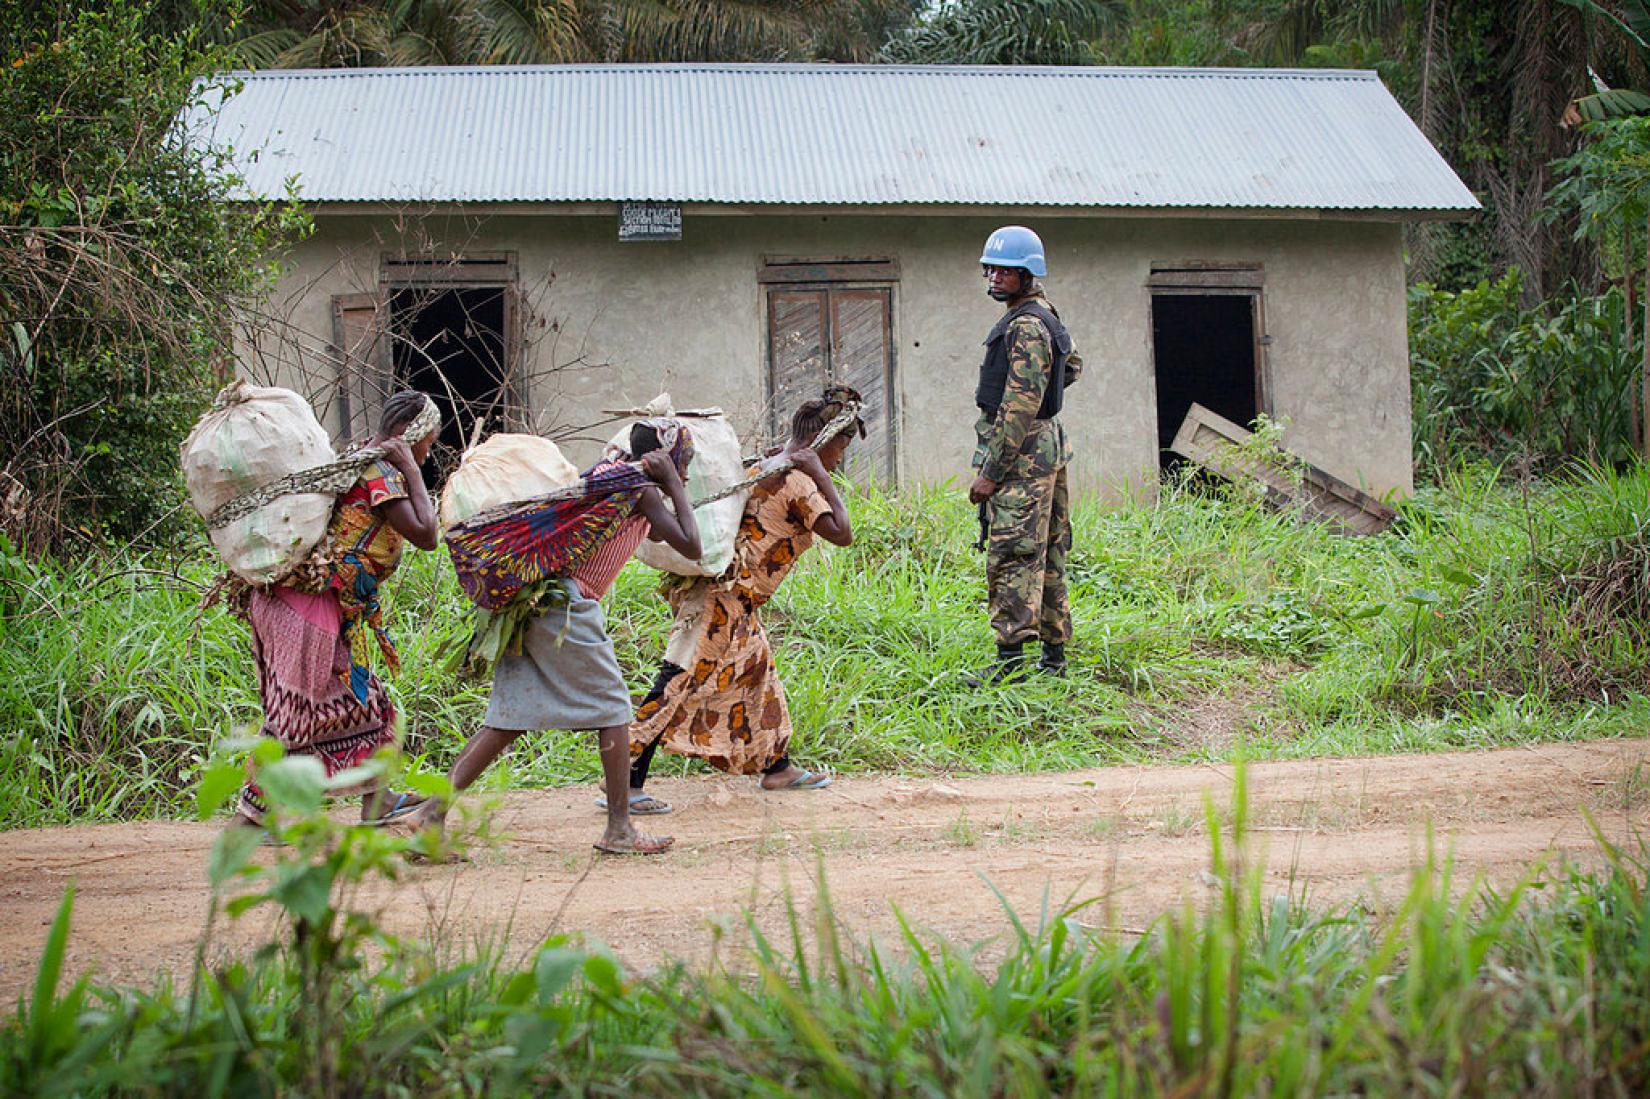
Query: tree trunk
xmin=1629 ymin=220 xmax=1641 ymax=456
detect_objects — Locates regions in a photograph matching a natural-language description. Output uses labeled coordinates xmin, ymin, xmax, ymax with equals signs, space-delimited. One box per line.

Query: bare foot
xmin=224 ymin=812 xmax=284 ymax=846
xmin=403 ymin=801 xmax=447 ymax=833
xmin=593 ymin=826 xmax=674 ymax=855
xmin=400 ymin=803 xmax=468 ymax=863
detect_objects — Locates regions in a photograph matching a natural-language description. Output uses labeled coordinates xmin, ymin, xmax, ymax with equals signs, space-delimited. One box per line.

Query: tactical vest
xmin=976 ymin=300 xmax=1072 ymax=419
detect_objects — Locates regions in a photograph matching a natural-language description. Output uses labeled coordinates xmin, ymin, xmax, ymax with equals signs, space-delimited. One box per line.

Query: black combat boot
xmin=1038 ymin=642 xmax=1067 ymax=676
xmin=963 ymin=642 xmax=1027 ymax=688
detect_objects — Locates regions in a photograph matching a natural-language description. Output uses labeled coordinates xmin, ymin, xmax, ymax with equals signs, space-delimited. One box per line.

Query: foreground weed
xmin=945 ymin=810 xmax=979 ymax=848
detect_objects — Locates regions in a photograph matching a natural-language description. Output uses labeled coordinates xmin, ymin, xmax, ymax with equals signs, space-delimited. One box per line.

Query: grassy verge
xmin=2 ymin=463 xmax=1647 ymax=828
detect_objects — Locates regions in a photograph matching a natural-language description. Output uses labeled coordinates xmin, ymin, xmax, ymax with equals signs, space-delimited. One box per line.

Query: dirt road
xmin=2 ymin=738 xmax=1646 ymax=1002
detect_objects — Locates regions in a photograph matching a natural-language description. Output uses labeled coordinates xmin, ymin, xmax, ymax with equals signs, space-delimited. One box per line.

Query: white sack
xmin=181 ymin=381 xmax=337 ymax=585
xmin=439 ymin=433 xmax=580 ymax=529
xmin=609 ymin=415 xmax=748 ymax=577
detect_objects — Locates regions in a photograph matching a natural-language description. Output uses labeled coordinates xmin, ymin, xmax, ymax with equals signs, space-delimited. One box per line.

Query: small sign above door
xmin=618 ymin=201 xmax=682 ymax=242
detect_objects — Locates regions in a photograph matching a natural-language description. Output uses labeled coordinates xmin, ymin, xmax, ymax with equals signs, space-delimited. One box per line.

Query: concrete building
xmin=190 ymin=64 xmax=1477 ymax=498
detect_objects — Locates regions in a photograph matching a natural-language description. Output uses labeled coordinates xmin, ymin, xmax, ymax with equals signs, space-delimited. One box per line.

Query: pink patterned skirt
xmin=236 ymin=586 xmax=397 ymax=824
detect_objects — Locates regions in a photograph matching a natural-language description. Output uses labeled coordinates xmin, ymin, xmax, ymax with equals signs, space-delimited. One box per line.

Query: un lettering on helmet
xmin=979 ymin=225 xmax=1048 ymax=278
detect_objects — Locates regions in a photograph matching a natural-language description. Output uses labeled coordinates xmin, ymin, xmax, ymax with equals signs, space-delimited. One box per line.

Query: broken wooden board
xmin=1169 ymin=403 xmax=1397 ymax=536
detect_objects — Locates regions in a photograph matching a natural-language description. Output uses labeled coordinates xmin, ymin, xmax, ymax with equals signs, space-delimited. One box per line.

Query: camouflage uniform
xmin=973 ymin=289 xmax=1083 ymax=647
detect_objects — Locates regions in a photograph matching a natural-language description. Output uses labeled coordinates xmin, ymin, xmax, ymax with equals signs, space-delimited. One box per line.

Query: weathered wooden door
xmin=330 ymin=292 xmax=391 ymax=443
xmin=766 ymin=285 xmax=895 ymax=484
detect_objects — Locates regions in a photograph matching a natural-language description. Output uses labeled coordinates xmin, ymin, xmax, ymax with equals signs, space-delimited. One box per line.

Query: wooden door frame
xmin=378 ymin=252 xmax=526 ymax=427
xmin=760 ymin=257 xmax=900 ymax=482
xmin=1146 ymin=263 xmax=1271 ymax=421
xmin=330 ymin=292 xmax=391 ymax=442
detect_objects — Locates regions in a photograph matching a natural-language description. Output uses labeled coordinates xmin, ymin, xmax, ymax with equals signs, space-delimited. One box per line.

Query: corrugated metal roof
xmin=183 ymin=64 xmax=1478 ymax=212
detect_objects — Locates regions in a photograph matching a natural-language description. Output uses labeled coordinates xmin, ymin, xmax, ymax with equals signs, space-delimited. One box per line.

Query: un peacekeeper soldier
xmin=965 ymin=225 xmax=1083 ymax=686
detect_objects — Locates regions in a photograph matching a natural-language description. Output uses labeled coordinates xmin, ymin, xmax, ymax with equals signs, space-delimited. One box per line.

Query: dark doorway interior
xmin=1150 ymin=293 xmax=1257 ymax=472
xmin=389 ymin=287 xmax=507 ymax=488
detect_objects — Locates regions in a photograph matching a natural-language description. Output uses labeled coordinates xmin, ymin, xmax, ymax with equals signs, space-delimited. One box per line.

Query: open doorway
xmin=1150 ymin=292 xmax=1261 ymax=473
xmin=328 ymin=255 xmax=520 ymax=483
xmin=381 ymin=256 xmax=520 ymax=487
xmin=389 ymin=286 xmax=507 ymax=488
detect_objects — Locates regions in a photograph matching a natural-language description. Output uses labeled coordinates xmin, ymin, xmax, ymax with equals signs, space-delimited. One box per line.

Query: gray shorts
xmin=484 ymin=580 xmax=633 ymax=732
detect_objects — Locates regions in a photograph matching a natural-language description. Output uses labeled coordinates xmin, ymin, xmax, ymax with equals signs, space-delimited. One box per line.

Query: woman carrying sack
xmin=620 ymin=387 xmax=864 ymax=813
xmin=411 ymin=418 xmax=703 ymax=856
xmin=232 ymin=391 xmax=442 ymax=832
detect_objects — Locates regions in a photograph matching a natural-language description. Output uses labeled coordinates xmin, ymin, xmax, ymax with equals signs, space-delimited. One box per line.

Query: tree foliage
xmin=1558 ymin=0 xmax=1650 ymax=121
xmin=881 ymin=0 xmax=1122 ymax=65
xmin=0 ymin=1 xmax=307 ymax=553
xmin=231 ymin=0 xmax=920 ymax=66
xmin=1087 ymin=1 xmax=1596 ymax=300
xmin=1410 ymin=270 xmax=1642 ymax=471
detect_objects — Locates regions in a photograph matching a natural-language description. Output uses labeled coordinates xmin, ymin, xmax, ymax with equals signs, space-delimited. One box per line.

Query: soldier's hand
xmin=968 ymin=475 xmax=999 ymax=505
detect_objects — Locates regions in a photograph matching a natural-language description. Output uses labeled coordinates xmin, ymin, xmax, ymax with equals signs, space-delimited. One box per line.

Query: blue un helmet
xmin=979 ymin=225 xmax=1047 ymax=277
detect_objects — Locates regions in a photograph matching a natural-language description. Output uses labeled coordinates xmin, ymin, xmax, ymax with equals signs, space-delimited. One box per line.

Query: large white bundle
xmin=439 ymin=433 xmax=579 ymax=529
xmin=181 ymin=381 xmax=337 ymax=585
xmin=610 ymin=414 xmax=749 ymax=577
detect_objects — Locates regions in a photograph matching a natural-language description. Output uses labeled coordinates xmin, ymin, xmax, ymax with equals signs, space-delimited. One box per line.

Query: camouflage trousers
xmin=984 ymin=465 xmax=1072 ymax=647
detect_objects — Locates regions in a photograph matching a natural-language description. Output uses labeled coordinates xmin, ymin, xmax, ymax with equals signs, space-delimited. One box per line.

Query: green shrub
xmin=0 ymin=0 xmax=305 ymax=552
xmin=1284 ymin=462 xmax=1650 ymax=728
xmin=3 ymin=780 xmax=1646 ymax=1096
xmin=1409 ymin=270 xmax=1641 ymax=473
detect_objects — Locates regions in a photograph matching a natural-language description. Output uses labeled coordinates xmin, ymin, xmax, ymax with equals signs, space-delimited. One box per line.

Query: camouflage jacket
xmin=972 ymin=290 xmax=1084 ymax=483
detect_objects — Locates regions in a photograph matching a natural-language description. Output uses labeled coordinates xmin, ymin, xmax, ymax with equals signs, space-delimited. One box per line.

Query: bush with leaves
xmin=0 ymin=1 xmax=306 ymax=554
xmin=1409 ymin=269 xmax=1641 ymax=473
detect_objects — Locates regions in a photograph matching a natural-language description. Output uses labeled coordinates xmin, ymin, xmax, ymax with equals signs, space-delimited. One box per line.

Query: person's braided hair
xmin=791 ymin=385 xmax=866 ymax=444
xmin=379 ymin=390 xmax=433 ymax=438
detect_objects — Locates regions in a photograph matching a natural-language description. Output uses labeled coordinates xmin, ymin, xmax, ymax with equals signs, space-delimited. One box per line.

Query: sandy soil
xmin=2 ymin=738 xmax=1646 ymax=1001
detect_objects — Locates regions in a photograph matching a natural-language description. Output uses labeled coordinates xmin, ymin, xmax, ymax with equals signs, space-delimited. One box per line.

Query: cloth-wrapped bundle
xmin=181 ymin=381 xmax=338 ymax=585
xmin=441 ymin=423 xmax=692 ymax=673
xmin=442 ymin=434 xmax=646 ymax=612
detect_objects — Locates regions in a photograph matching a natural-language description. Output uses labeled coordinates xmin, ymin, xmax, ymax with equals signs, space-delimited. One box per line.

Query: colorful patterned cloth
xmin=570 ymin=513 xmax=652 ymax=600
xmin=630 ymin=467 xmax=831 ymax=774
xmin=445 ymin=419 xmax=693 ymax=611
xmin=327 ymin=460 xmax=410 ymax=704
xmin=237 ymin=585 xmax=398 ymax=824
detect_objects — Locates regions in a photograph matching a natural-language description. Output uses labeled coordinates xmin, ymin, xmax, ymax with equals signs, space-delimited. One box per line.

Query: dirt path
xmin=2 ymin=739 xmax=1646 ymax=1002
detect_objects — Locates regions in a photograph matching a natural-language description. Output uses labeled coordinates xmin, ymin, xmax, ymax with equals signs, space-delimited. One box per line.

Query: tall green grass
xmin=4 ymin=801 xmax=1647 ymax=1095
xmin=2 ymin=463 xmax=1648 ymax=829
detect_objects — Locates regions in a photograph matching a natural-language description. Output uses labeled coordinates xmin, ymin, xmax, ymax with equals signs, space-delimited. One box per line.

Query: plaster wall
xmin=258 ymin=210 xmax=1410 ymax=500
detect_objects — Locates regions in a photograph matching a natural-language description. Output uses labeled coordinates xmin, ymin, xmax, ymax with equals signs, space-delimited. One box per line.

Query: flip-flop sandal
xmin=363 ymin=791 xmax=427 ymax=826
xmin=593 ymin=792 xmax=674 ymax=815
xmin=592 ymin=832 xmax=675 ymax=856
xmin=764 ymin=769 xmax=833 ymax=792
